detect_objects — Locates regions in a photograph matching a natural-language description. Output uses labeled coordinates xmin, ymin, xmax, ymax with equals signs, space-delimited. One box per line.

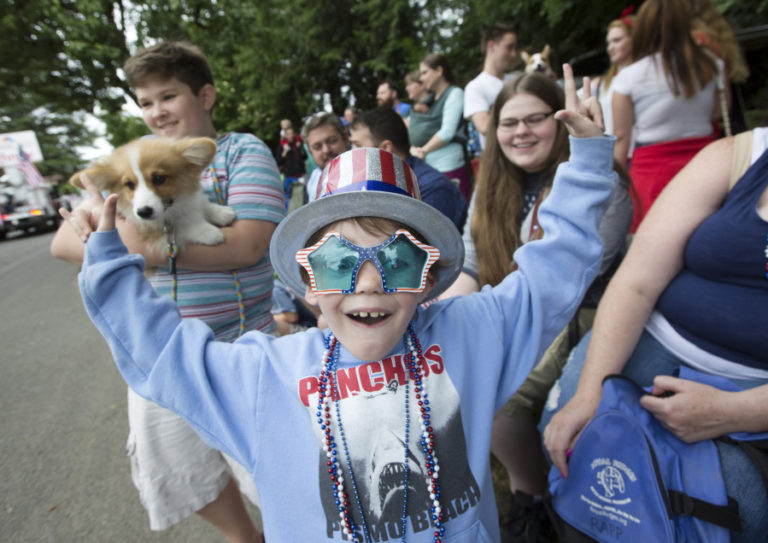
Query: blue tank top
xmin=656 ymin=147 xmax=768 ymax=369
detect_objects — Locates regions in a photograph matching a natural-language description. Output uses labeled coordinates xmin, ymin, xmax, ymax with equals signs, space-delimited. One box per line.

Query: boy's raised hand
xmin=97 ymin=194 xmax=119 ymax=232
xmin=554 ymin=63 xmax=605 ymax=138
xmin=59 ymin=174 xmax=118 ymax=242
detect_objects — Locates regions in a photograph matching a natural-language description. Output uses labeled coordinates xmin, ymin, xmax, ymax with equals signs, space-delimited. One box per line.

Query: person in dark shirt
xmin=349 ymin=107 xmax=467 ymax=230
xmin=275 ymin=125 xmax=307 ymax=207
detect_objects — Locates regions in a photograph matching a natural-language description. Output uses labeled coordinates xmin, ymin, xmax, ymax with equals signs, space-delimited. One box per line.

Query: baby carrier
xmin=547 ymin=367 xmax=768 ymax=542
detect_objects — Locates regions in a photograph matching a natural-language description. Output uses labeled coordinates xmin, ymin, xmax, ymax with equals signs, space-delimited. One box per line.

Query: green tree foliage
xmin=2 ymin=0 xmax=765 ymax=182
xmin=129 ymin=0 xmax=424 ymax=142
xmin=0 ymin=0 xmax=131 ymax=177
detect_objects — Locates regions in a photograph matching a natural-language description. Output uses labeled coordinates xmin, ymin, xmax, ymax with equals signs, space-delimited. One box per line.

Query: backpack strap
xmin=668 ymin=491 xmax=742 ymax=532
xmin=729 ymin=130 xmax=753 ymax=188
xmin=720 ymin=436 xmax=768 ymax=506
xmin=738 ymin=439 xmax=768 ymax=488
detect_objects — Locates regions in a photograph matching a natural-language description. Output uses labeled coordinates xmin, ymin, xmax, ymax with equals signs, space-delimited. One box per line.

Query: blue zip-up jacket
xmin=79 ymin=136 xmax=616 ymax=542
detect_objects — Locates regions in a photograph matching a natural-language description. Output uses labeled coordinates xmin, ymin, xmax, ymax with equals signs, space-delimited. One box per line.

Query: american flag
xmin=16 ymin=146 xmax=46 ymax=189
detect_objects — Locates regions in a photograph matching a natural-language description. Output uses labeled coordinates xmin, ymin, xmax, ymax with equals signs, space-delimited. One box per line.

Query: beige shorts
xmin=126 ymin=388 xmax=260 ymax=530
xmin=501 ymin=308 xmax=596 ymax=420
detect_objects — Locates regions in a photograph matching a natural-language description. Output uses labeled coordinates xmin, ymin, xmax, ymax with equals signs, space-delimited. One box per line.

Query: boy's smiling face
xmin=304 ymin=219 xmax=433 ymax=362
xmin=135 ymin=75 xmax=216 ymax=140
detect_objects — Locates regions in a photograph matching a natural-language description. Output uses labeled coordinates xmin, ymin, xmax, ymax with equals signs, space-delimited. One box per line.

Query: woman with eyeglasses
xmin=441 ymin=70 xmax=633 ymax=538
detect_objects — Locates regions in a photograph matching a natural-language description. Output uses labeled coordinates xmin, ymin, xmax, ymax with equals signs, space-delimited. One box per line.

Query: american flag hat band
xmin=316 ymin=147 xmax=421 ymax=200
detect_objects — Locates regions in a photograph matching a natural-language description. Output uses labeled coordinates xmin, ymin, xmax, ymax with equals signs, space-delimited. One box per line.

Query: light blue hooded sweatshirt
xmin=79 ymin=136 xmax=616 ymax=542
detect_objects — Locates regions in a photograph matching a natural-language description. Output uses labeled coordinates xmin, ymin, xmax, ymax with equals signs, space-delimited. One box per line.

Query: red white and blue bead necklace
xmin=316 ymin=322 xmax=445 ymax=542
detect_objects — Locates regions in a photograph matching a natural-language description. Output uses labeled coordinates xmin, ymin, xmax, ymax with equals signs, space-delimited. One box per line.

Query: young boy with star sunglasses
xmin=70 ymin=66 xmax=612 ymax=542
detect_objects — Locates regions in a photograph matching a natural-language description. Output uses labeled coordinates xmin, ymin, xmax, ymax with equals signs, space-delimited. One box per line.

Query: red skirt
xmin=629 ymin=135 xmax=715 ymax=232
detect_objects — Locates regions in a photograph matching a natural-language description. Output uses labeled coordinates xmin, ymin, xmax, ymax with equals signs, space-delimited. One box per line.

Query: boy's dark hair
xmin=379 ymin=80 xmax=401 ymax=97
xmin=301 ymin=113 xmax=346 ymax=143
xmin=124 ymin=41 xmax=214 ymax=95
xmin=481 ymin=23 xmax=516 ymax=55
xmin=350 ymin=108 xmax=409 ymax=156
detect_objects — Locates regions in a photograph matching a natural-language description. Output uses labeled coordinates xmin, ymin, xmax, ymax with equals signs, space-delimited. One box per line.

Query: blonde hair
xmin=404 ymin=69 xmax=421 ymax=85
xmin=688 ymin=0 xmax=749 ymax=83
xmin=602 ymin=17 xmax=634 ymax=90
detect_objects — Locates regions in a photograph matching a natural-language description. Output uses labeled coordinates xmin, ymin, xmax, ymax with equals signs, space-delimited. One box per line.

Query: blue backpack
xmin=547 ymin=367 xmax=768 ymax=542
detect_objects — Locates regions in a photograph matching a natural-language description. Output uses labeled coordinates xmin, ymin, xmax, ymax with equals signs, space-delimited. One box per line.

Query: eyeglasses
xmin=498 ymin=111 xmax=555 ymax=131
xmin=296 ymin=229 xmax=440 ymax=295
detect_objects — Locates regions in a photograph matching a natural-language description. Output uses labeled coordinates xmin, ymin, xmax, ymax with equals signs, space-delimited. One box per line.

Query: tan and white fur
xmin=69 ymin=137 xmax=235 ymax=251
xmin=521 ymin=44 xmax=556 ymax=79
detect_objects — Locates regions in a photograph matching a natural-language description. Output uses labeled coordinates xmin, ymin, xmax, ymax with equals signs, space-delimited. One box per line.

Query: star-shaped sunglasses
xmin=296 ymin=229 xmax=440 ymax=295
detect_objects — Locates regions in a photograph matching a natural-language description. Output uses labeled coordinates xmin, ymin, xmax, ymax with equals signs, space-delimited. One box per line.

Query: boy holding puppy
xmin=52 ymin=42 xmax=283 ymax=542
xmin=69 ymin=66 xmax=612 ymax=542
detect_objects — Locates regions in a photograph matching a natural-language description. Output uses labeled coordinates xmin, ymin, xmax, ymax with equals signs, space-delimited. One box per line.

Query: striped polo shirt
xmin=150 ymin=132 xmax=285 ymax=342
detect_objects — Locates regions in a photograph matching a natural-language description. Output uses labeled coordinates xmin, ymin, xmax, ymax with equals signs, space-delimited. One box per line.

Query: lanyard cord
xmin=164 ymin=135 xmax=246 ymax=337
xmin=210 ymin=147 xmax=246 ymax=337
xmin=165 ymin=224 xmax=179 ymax=301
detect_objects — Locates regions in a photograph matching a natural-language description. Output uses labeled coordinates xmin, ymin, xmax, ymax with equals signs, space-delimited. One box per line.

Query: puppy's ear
xmin=542 ymin=44 xmax=551 ymax=58
xmin=177 ymin=138 xmax=217 ymax=168
xmin=69 ymin=164 xmax=120 ymax=193
xmin=69 ymin=170 xmax=87 ymax=189
xmin=520 ymin=51 xmax=530 ymax=63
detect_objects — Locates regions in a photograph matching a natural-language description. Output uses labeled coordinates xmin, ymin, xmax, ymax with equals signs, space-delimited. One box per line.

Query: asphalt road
xmin=0 ymin=231 xmax=261 ymax=542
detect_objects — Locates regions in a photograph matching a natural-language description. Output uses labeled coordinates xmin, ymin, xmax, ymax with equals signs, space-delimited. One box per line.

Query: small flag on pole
xmin=16 ymin=146 xmax=46 ymax=189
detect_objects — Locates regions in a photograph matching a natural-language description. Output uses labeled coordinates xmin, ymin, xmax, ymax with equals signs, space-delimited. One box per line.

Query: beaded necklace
xmin=316 ymin=323 xmax=445 ymax=542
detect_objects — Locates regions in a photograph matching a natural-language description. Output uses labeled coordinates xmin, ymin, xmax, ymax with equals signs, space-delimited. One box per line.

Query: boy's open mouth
xmin=347 ymin=311 xmax=390 ymax=325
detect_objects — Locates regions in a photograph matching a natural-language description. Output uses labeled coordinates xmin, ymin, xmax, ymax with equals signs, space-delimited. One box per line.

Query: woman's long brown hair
xmin=471 ymin=73 xmax=633 ymax=287
xmin=471 ymin=73 xmax=569 ymax=287
xmin=631 ymin=0 xmax=717 ymax=98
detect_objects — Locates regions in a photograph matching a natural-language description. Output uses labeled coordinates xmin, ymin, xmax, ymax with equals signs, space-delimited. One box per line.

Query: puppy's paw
xmin=184 ymin=223 xmax=226 ymax=246
xmin=207 ymin=204 xmax=237 ymax=226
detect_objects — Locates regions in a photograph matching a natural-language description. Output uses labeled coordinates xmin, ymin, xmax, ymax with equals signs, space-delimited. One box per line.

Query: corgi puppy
xmin=521 ymin=44 xmax=556 ymax=79
xmin=70 ymin=137 xmax=236 ymax=251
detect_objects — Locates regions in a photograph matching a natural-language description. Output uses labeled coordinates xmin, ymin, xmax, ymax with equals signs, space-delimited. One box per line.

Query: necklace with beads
xmin=316 ymin=322 xmax=445 ymax=542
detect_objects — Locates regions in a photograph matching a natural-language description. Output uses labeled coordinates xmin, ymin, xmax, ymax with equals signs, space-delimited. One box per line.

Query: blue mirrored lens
xmin=376 ymin=235 xmax=428 ymax=289
xmin=307 ymin=236 xmax=360 ymax=291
